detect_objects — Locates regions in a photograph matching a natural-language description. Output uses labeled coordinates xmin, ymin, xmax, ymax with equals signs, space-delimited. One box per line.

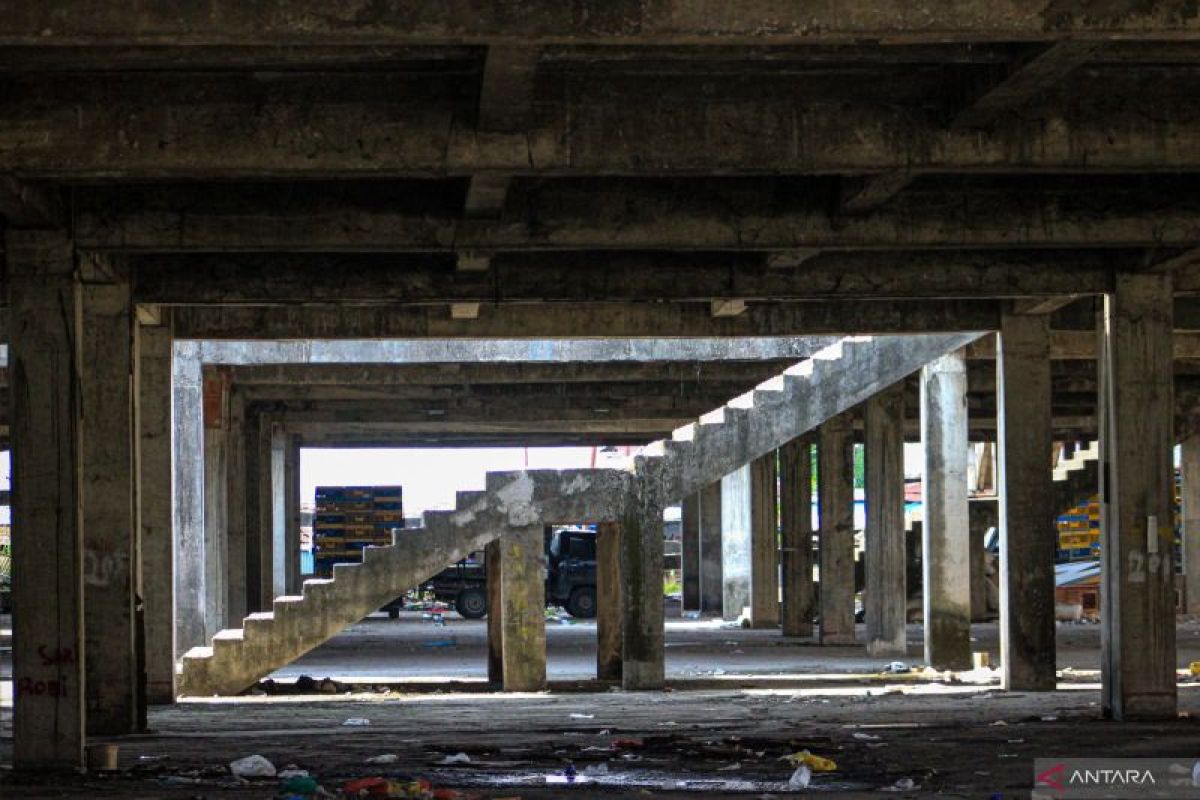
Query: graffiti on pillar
xmin=84 ymin=547 xmax=128 ymax=587
xmin=17 ymin=644 xmax=75 ymax=697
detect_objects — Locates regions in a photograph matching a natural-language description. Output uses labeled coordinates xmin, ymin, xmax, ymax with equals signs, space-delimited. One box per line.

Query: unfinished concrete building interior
xmin=5 ymin=3 xmax=1200 ymax=797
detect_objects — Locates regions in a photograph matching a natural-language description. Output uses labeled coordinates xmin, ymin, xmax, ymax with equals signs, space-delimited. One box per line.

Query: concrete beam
xmin=131 ymin=251 xmax=1127 ymax=304
xmin=3 ymin=4 xmax=1198 ymax=46
xmin=952 ymin=41 xmax=1101 ymax=129
xmin=75 ymin=183 xmax=1200 ymax=251
xmin=0 ymin=176 xmax=62 ymax=228
xmin=172 ymin=300 xmax=1003 ymax=340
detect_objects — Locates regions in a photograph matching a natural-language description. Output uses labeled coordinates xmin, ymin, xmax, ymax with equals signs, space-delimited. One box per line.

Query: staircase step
xmin=456 ymin=490 xmax=487 ymax=510
xmin=182 ymin=646 xmax=213 ymax=661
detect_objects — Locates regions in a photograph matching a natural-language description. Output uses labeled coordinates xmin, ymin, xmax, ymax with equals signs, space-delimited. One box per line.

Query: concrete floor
xmin=4 ymin=617 xmax=1200 ymax=797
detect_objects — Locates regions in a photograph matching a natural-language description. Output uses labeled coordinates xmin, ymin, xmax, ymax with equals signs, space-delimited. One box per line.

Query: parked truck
xmin=381 ymin=526 xmax=597 ymax=619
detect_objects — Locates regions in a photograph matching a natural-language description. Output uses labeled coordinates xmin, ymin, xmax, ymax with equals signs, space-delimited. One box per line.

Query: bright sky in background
xmin=300 ymin=447 xmax=631 ymax=515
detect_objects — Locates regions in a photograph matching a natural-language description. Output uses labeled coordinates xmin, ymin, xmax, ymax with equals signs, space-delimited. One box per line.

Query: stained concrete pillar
xmin=749 ymin=453 xmax=780 ymax=628
xmin=1185 ymin=435 xmax=1200 ymax=615
xmin=865 ymin=383 xmax=907 ymax=657
xmin=244 ymin=412 xmax=272 ymax=613
xmin=284 ymin=435 xmax=302 ymax=594
xmin=485 ymin=539 xmax=503 ymax=684
xmin=698 ymin=481 xmax=724 ymax=615
xmin=997 ymin=314 xmax=1057 ymax=690
xmin=818 ymin=414 xmax=855 ymax=645
xmin=173 ymin=343 xmax=208 ymax=653
xmin=201 ymin=368 xmax=230 ymax=637
xmin=270 ymin=427 xmax=288 ymax=599
xmin=921 ymin=350 xmax=972 ymax=671
xmin=680 ymin=493 xmax=701 ymax=611
xmin=621 ymin=484 xmax=666 ymax=689
xmin=1099 ymin=272 xmax=1177 ymax=720
xmin=720 ymin=464 xmax=752 ymax=620
xmin=138 ymin=322 xmax=176 ymax=704
xmin=9 ymin=229 xmax=87 ymax=769
xmin=780 ymin=437 xmax=814 ymax=637
xmin=78 ymin=256 xmax=141 ymax=736
xmin=498 ymin=524 xmax=547 ymax=691
xmin=596 ymin=521 xmax=623 ymax=681
xmin=224 ymin=387 xmax=248 ymax=624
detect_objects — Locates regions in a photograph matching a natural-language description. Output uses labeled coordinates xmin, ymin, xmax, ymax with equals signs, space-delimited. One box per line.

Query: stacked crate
xmin=313 ymin=485 xmax=404 ymax=576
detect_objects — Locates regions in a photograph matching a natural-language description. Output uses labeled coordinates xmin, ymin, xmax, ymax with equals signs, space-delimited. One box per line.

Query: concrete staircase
xmin=1052 ymin=441 xmax=1099 ymax=515
xmin=179 ymin=333 xmax=983 ymax=696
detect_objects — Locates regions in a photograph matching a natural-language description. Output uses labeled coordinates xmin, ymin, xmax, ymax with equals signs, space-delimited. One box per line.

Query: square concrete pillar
xmin=138 ymin=322 xmax=176 ymax=704
xmin=244 ymin=412 xmax=273 ymax=613
xmin=1183 ymin=435 xmax=1200 ymax=615
xmin=720 ymin=456 xmax=778 ymax=627
xmin=9 ymin=229 xmax=87 ymax=770
xmin=818 ymin=414 xmax=856 ymax=645
xmin=224 ymin=387 xmax=248 ymax=625
xmin=720 ymin=464 xmax=752 ymax=620
xmin=269 ymin=427 xmax=288 ymax=599
xmin=201 ymin=368 xmax=231 ymax=637
xmin=485 ymin=539 xmax=503 ymax=684
xmin=284 ymin=435 xmax=302 ymax=594
xmin=173 ymin=343 xmax=208 ymax=653
xmin=680 ymin=493 xmax=701 ymax=611
xmin=79 ymin=256 xmax=141 ymax=736
xmin=921 ymin=350 xmax=972 ymax=671
xmin=698 ymin=481 xmax=724 ymax=615
xmin=865 ymin=383 xmax=907 ymax=657
xmin=596 ymin=522 xmax=623 ymax=681
xmin=1099 ymin=273 xmax=1177 ymax=720
xmin=498 ymin=524 xmax=547 ymax=692
xmin=620 ymin=484 xmax=665 ymax=689
xmin=780 ymin=437 xmax=814 ymax=638
xmin=997 ymin=314 xmax=1057 ymax=690
xmin=749 ymin=452 xmax=780 ymax=628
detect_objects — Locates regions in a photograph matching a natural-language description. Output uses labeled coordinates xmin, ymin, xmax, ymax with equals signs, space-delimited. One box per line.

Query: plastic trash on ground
xmin=783 ymin=750 xmax=837 ymax=772
xmin=881 ymin=777 xmax=917 ymax=791
xmin=365 ymin=754 xmax=399 ymax=765
xmin=343 ymin=717 xmax=371 ymax=726
xmin=229 ymin=754 xmax=276 ymax=778
xmin=439 ymin=752 xmax=471 ymax=765
xmin=789 ymin=765 xmax=812 ymax=789
xmin=882 ymin=661 xmax=911 ymax=674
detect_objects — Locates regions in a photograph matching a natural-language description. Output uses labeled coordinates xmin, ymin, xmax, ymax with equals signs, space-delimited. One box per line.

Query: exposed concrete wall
xmin=921 ymin=350 xmax=972 ymax=671
xmin=997 ymin=313 xmax=1056 ymax=691
xmin=139 ymin=323 xmax=176 ymax=704
xmin=1100 ymin=273 xmax=1177 ymax=720
xmin=8 ymin=229 xmax=87 ymax=769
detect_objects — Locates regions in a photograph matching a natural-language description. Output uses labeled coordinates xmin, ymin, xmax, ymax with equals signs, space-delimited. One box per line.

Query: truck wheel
xmin=456 ymin=587 xmax=488 ymax=619
xmin=566 ymin=586 xmax=597 ymax=619
xmin=387 ymin=608 xmax=401 ymax=620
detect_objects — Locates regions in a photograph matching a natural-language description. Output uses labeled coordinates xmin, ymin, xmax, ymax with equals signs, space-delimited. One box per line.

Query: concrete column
xmin=173 ymin=343 xmax=208 ymax=652
xmin=138 ymin=322 xmax=176 ymax=704
xmin=969 ymin=498 xmax=995 ymax=622
xmin=818 ymin=414 xmax=855 ymax=645
xmin=997 ymin=314 xmax=1057 ymax=690
xmin=596 ymin=522 xmax=623 ymax=681
xmin=284 ymin=435 xmax=302 ymax=594
xmin=680 ymin=493 xmax=701 ymax=611
xmin=485 ymin=539 xmax=503 ymax=684
xmin=9 ymin=229 xmax=87 ymax=769
xmin=270 ymin=427 xmax=287 ymax=599
xmin=865 ymin=383 xmax=907 ymax=657
xmin=921 ymin=350 xmax=972 ymax=671
xmin=620 ymin=485 xmax=666 ymax=690
xmin=78 ymin=256 xmax=140 ymax=736
xmin=720 ymin=464 xmax=752 ymax=620
xmin=224 ymin=387 xmax=248 ymax=624
xmin=780 ymin=437 xmax=814 ymax=637
xmin=243 ymin=411 xmax=272 ymax=613
xmin=499 ymin=524 xmax=547 ymax=691
xmin=698 ymin=481 xmax=723 ymax=616
xmin=201 ymin=368 xmax=230 ymax=637
xmin=1099 ymin=272 xmax=1177 ymax=720
xmin=1185 ymin=435 xmax=1200 ymax=615
xmin=749 ymin=453 xmax=780 ymax=628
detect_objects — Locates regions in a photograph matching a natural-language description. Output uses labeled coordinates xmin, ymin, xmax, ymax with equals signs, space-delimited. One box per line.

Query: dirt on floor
xmin=3 ymin=618 xmax=1200 ymax=798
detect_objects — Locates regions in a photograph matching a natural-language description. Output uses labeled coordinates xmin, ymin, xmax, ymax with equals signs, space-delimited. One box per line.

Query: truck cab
xmin=545 ymin=526 xmax=597 ymax=618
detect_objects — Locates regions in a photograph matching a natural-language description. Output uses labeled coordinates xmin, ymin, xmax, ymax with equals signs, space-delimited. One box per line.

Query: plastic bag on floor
xmin=789 ymin=765 xmax=812 ymax=789
xmin=229 ymin=755 xmax=276 ymax=778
